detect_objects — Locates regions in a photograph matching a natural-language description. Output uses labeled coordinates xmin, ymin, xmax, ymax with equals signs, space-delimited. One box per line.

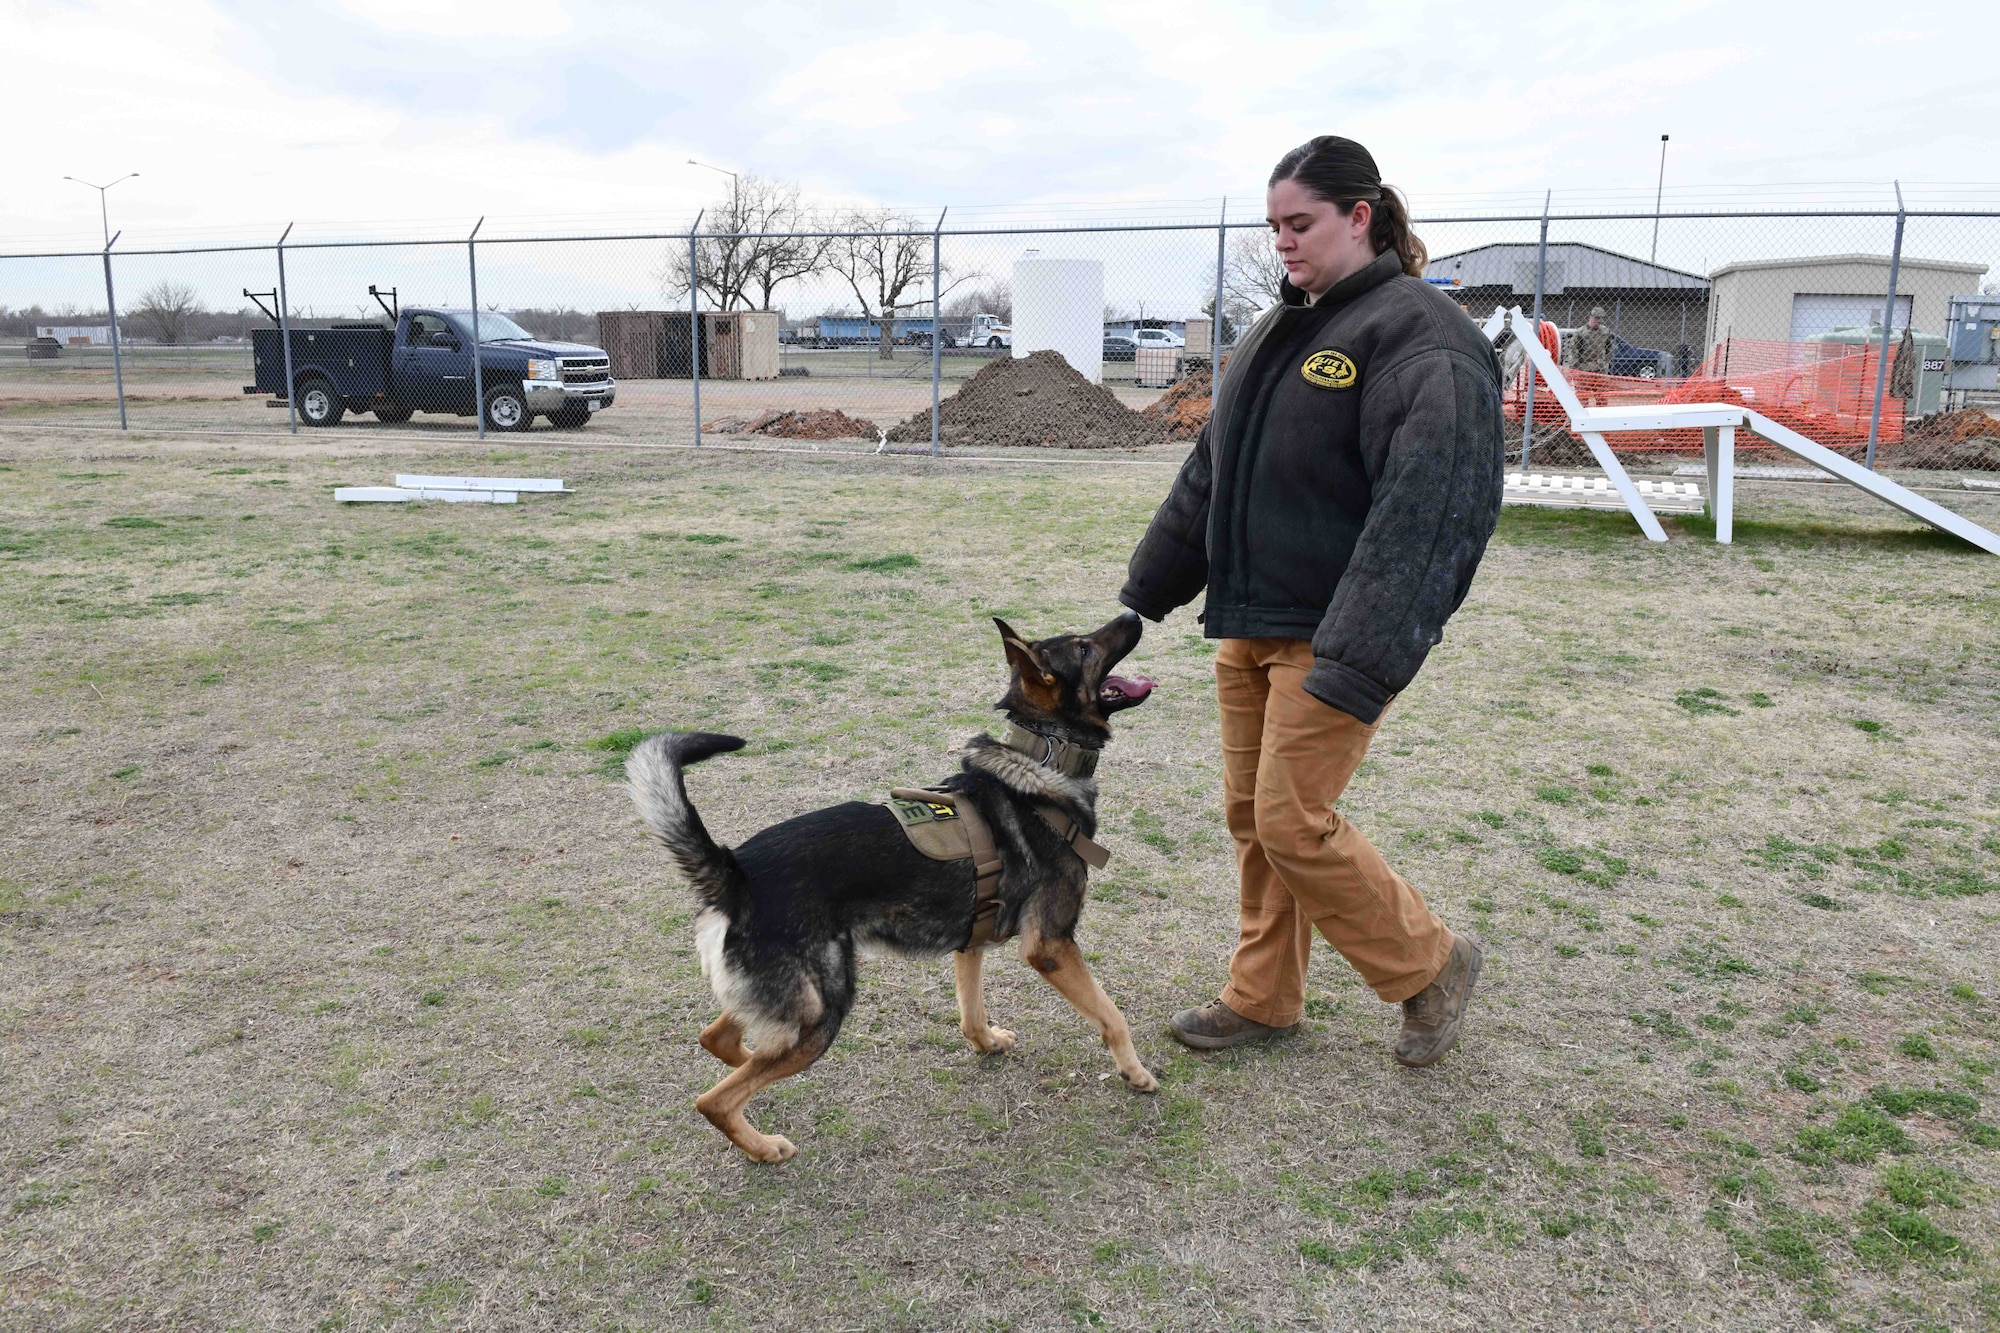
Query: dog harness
xmin=885 ymin=741 xmax=1111 ymax=951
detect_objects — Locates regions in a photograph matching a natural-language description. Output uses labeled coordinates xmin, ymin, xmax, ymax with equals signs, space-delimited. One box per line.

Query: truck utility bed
xmin=249 ymin=325 xmax=392 ymax=400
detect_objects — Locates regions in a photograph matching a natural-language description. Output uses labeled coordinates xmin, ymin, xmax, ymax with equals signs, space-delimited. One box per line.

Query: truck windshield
xmin=438 ymin=310 xmax=537 ymax=343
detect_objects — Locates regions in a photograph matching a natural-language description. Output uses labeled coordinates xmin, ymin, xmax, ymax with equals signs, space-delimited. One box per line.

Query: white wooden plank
xmin=407 ymin=488 xmax=518 ymax=504
xmin=335 ymin=486 xmax=518 ymax=504
xmin=1741 ymin=411 xmax=2000 ymax=556
xmin=394 ymin=474 xmax=568 ymax=492
xmin=1576 ymin=404 xmax=1749 ymax=432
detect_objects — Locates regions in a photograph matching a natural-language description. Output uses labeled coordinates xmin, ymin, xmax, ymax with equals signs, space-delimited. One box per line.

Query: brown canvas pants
xmin=1215 ymin=637 xmax=1452 ymax=1023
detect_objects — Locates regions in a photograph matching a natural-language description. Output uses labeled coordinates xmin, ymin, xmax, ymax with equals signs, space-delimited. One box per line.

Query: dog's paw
xmin=980 ymin=1026 xmax=1017 ymax=1053
xmin=744 ymin=1134 xmax=797 ymax=1164
xmin=1119 ymin=1065 xmax=1159 ymax=1094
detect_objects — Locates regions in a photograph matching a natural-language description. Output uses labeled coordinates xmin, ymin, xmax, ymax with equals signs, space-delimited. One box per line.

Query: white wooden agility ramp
xmin=334 ymin=475 xmax=572 ymax=505
xmin=1479 ymin=306 xmax=2000 ymax=555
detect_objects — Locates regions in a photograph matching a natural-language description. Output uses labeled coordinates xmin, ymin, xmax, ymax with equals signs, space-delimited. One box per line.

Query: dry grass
xmin=3 ymin=426 xmax=1999 ymax=1331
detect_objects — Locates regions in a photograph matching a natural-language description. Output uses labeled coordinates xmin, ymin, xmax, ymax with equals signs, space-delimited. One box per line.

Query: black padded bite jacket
xmin=1120 ymin=247 xmax=1505 ymax=724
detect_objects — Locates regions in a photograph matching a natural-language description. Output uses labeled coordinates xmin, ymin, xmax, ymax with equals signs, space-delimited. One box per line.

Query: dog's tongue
xmin=1100 ymin=674 xmax=1156 ymax=703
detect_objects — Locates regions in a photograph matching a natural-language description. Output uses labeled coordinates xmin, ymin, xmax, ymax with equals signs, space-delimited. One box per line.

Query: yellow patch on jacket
xmin=1300 ymin=349 xmax=1359 ymax=390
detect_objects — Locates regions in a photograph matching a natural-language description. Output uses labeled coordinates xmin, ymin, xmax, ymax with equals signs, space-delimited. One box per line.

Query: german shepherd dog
xmin=625 ymin=611 xmax=1157 ymax=1162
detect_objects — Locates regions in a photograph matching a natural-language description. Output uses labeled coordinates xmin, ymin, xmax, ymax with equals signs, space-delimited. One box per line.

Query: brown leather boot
xmin=1168 ymin=998 xmax=1296 ymax=1051
xmin=1394 ymin=934 xmax=1483 ymax=1068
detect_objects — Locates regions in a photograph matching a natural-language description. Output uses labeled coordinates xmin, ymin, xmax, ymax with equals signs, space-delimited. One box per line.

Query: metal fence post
xmin=1865 ymin=181 xmax=1905 ymax=471
xmin=689 ymin=211 xmax=703 ymax=444
xmin=275 ymin=223 xmax=297 ymax=434
xmin=931 ymin=208 xmax=946 ymax=456
xmin=1522 ymin=190 xmax=1550 ymax=468
xmin=468 ymin=217 xmax=485 ymax=440
xmin=1214 ymin=198 xmax=1228 ymax=370
xmin=101 ymin=231 xmax=128 ymax=430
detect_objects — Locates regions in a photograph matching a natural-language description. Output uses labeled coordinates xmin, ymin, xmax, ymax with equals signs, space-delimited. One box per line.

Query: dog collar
xmin=999 ymin=723 xmax=1099 ymax=779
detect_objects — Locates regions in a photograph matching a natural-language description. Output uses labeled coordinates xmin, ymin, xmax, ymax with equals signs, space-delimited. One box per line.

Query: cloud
xmin=2 ymin=0 xmax=1996 ymax=255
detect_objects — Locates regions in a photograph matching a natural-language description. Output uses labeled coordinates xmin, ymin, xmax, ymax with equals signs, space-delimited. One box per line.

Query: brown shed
xmin=594 ymin=310 xmax=777 ymax=380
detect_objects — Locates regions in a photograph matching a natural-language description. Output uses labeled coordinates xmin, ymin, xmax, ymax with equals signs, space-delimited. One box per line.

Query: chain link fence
xmin=4 ymin=201 xmax=1997 ymax=474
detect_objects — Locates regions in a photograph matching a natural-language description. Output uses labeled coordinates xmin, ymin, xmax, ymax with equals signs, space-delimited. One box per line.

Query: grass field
xmin=3 ymin=426 xmax=1999 ymax=1331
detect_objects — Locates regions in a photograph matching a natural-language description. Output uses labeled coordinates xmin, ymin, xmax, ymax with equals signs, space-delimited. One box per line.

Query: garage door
xmin=1789 ymin=293 xmax=1910 ymax=342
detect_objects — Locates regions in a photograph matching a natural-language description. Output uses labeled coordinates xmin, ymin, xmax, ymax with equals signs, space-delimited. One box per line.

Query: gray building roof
xmin=1424 ymin=242 xmax=1709 ymax=295
xmin=1707 ymin=253 xmax=1987 ymax=279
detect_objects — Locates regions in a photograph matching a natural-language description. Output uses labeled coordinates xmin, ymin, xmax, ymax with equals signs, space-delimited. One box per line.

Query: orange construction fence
xmin=1503 ymin=334 xmax=1904 ymax=456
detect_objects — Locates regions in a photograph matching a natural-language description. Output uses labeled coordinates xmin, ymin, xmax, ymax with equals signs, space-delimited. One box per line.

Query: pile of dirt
xmin=1899 ymin=408 xmax=2000 ymax=470
xmin=886 ymin=350 xmax=1160 ymax=449
xmin=1139 ymin=360 xmax=1220 ymax=441
xmin=702 ymin=409 xmax=879 ymax=441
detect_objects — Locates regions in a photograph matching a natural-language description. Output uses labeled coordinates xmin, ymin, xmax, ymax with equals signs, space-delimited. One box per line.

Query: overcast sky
xmin=10 ymin=0 xmax=1999 ymax=251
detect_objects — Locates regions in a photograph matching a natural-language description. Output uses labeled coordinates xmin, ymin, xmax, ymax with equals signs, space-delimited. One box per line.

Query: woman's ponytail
xmin=1370 ymin=185 xmax=1427 ymax=278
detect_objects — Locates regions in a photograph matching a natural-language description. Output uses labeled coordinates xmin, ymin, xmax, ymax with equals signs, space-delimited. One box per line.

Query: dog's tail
xmin=625 ymin=731 xmax=750 ymax=915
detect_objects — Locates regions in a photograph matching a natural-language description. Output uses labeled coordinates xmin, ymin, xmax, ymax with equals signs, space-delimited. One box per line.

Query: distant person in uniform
xmin=1564 ymin=306 xmax=1615 ymax=405
xmin=1565 ymin=307 xmax=1615 ymax=374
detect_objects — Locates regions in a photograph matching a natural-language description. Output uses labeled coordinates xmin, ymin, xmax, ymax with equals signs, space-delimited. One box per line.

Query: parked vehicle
xmin=1102 ymin=335 xmax=1138 ymax=362
xmin=247 ymin=308 xmax=614 ymax=430
xmin=960 ymin=313 xmax=1012 ymax=348
xmin=1556 ymin=327 xmax=1675 ymax=379
xmin=799 ymin=310 xmax=1010 ymax=349
xmin=1610 ymin=334 xmax=1674 ymax=379
xmin=1133 ymin=327 xmax=1185 ymax=350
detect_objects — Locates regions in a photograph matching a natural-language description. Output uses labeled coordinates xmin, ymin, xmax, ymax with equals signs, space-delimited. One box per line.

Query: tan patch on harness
xmin=887 ymin=792 xmax=974 ymax=862
xmin=888 ymin=787 xmax=1007 ymax=949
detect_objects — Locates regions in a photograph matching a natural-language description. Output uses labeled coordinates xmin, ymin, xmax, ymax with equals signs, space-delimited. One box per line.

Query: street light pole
xmin=688 ymin=159 xmax=741 ymax=309
xmin=1649 ymin=135 xmax=1669 ymax=264
xmin=63 ymin=173 xmax=140 ymax=248
xmin=688 ymin=159 xmax=740 ymax=211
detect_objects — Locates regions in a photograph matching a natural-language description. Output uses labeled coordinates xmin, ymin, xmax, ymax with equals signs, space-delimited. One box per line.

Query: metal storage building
xmin=1423 ymin=243 xmax=1710 ymax=355
xmin=1703 ymin=255 xmax=1987 ymax=354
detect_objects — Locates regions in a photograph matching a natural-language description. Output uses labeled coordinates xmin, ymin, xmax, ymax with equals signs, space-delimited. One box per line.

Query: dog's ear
xmin=993 ymin=616 xmax=1054 ymax=686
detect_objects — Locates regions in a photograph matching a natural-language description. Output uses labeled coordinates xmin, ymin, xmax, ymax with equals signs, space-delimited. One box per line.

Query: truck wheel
xmin=296 ymin=376 xmax=345 ymax=427
xmin=482 ymin=386 xmax=530 ymax=432
xmin=548 ymin=405 xmax=590 ymax=430
xmin=374 ymin=405 xmax=413 ymax=424
xmin=986 ymin=336 xmax=1002 ymax=348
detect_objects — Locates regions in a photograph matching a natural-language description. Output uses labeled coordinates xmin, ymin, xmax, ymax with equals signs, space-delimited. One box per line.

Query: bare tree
xmin=831 ymin=209 xmax=980 ymax=359
xmin=661 ymin=175 xmax=834 ymax=312
xmin=1225 ymin=229 xmax=1288 ymax=312
xmin=946 ymin=283 xmax=1010 ymax=323
xmin=132 ymin=281 xmax=204 ymax=345
xmin=503 ymin=307 xmax=596 ymax=341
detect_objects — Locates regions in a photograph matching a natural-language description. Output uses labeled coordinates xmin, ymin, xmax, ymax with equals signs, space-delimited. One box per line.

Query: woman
xmin=1120 ymin=136 xmax=1503 ymax=1067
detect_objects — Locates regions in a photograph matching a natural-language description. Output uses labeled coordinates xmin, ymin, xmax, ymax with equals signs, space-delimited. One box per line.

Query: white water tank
xmin=1012 ymin=254 xmax=1104 ymax=383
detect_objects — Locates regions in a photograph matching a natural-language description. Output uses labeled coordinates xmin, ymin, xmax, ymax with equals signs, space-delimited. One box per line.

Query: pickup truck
xmin=247 ymin=307 xmax=615 ymax=430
